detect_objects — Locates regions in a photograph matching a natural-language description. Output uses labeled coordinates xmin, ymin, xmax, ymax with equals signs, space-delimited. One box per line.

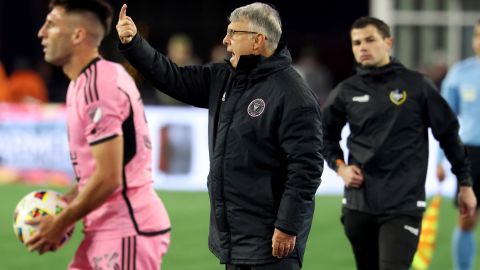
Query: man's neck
xmin=375 ymin=56 xmax=391 ymax=68
xmin=260 ymin=48 xmax=274 ymax=58
xmin=63 ymin=48 xmax=100 ymax=80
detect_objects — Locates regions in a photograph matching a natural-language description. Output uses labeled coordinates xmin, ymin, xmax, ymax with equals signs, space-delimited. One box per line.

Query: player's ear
xmin=72 ymin=27 xmax=87 ymax=45
xmin=385 ymin=37 xmax=394 ymax=50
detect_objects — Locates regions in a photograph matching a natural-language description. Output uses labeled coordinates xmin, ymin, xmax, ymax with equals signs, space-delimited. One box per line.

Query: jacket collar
xmin=356 ymin=57 xmax=405 ymax=77
xmin=227 ymin=40 xmax=292 ymax=80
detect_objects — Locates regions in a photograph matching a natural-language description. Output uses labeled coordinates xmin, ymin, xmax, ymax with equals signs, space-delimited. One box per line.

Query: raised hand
xmin=116 ymin=4 xmax=137 ymax=44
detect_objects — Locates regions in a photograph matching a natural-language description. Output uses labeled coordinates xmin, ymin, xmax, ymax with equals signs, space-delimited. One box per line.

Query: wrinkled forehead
xmin=228 ymin=18 xmax=250 ymax=29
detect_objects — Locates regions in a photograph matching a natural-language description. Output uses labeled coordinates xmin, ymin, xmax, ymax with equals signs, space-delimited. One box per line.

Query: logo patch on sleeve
xmin=352 ymin=94 xmax=370 ymax=103
xmin=389 ymin=89 xmax=407 ymax=105
xmin=88 ymin=107 xmax=103 ymax=123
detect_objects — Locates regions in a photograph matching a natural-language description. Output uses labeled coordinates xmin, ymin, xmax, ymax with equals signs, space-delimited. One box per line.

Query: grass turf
xmin=0 ymin=183 xmax=477 ymax=269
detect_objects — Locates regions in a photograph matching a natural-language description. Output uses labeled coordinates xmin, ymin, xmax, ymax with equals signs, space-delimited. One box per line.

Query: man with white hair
xmin=117 ymin=2 xmax=323 ymax=269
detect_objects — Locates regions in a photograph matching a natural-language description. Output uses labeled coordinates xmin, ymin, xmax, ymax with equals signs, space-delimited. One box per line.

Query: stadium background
xmin=1 ymin=0 xmax=480 ymax=269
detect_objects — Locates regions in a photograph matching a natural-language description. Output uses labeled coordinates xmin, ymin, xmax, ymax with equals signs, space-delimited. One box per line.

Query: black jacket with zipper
xmin=120 ymin=35 xmax=323 ymax=265
xmin=322 ymin=58 xmax=471 ymax=215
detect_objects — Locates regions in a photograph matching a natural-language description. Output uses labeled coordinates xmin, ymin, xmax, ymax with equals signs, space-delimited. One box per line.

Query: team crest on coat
xmin=247 ymin=98 xmax=265 ymax=117
xmin=389 ymin=89 xmax=407 ymax=105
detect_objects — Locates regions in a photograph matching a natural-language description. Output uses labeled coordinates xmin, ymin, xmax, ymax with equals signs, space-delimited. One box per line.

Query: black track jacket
xmin=323 ymin=59 xmax=471 ymax=215
xmin=120 ymin=35 xmax=323 ymax=265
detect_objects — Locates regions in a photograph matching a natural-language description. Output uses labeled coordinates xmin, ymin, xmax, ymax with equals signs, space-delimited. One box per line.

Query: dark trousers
xmin=226 ymin=258 xmax=300 ymax=270
xmin=342 ymin=208 xmax=422 ymax=270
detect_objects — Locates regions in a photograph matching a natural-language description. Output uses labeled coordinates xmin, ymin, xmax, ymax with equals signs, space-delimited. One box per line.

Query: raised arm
xmin=116 ymin=4 xmax=212 ymax=108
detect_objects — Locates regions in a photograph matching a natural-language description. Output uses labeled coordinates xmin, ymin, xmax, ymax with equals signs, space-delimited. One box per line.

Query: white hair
xmin=228 ymin=2 xmax=282 ymax=52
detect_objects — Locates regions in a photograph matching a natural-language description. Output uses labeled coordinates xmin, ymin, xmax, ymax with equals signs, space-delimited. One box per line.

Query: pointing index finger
xmin=119 ymin=4 xmax=127 ymax=20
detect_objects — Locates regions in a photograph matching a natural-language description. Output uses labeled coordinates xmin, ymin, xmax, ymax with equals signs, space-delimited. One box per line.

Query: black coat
xmin=120 ymin=35 xmax=324 ymax=265
xmin=322 ymin=59 xmax=471 ymax=215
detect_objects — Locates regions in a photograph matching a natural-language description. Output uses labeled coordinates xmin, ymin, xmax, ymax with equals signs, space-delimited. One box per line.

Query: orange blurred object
xmin=412 ymin=194 xmax=442 ymax=270
xmin=0 ymin=62 xmax=12 ymax=102
xmin=8 ymin=70 xmax=48 ymax=103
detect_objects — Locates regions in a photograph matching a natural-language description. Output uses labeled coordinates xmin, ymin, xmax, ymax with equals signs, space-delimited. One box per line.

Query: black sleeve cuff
xmin=118 ymin=34 xmax=140 ymax=52
xmin=275 ymin=226 xmax=297 ymax=236
xmin=459 ymin=176 xmax=473 ymax=187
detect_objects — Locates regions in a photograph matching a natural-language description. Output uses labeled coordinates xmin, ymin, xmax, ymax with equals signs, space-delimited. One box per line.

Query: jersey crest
xmin=389 ymin=89 xmax=407 ymax=105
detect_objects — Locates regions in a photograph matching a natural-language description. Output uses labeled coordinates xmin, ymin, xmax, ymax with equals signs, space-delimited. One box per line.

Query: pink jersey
xmin=66 ymin=57 xmax=170 ymax=239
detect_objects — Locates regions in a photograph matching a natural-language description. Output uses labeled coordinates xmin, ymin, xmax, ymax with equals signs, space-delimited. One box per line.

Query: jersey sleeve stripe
xmin=89 ymin=134 xmax=119 ymax=146
xmin=87 ymin=66 xmax=94 ymax=104
xmin=83 ymin=67 xmax=91 ymax=104
xmin=93 ymin=63 xmax=99 ymax=101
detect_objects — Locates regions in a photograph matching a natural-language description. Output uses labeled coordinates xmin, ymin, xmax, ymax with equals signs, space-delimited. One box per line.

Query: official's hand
xmin=25 ymin=215 xmax=65 ymax=255
xmin=458 ymin=186 xmax=477 ymax=218
xmin=338 ymin=164 xmax=364 ymax=188
xmin=436 ymin=164 xmax=445 ymax=182
xmin=272 ymin=228 xmax=296 ymax=258
xmin=116 ymin=4 xmax=137 ymax=44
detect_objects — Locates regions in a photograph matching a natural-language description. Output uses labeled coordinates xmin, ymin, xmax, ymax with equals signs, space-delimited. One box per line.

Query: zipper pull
xmin=222 ymin=91 xmax=227 ymax=101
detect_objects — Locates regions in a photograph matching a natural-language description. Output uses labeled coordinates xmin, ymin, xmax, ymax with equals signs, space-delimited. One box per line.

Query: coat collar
xmin=226 ymin=40 xmax=292 ymax=81
xmin=356 ymin=57 xmax=405 ymax=77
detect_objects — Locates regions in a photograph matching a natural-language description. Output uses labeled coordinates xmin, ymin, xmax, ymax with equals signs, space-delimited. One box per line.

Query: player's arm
xmin=63 ymin=184 xmax=79 ymax=203
xmin=26 ymin=136 xmax=123 ymax=254
xmin=321 ymin=84 xmax=363 ymax=187
xmin=424 ymin=77 xmax=477 ymax=217
xmin=322 ymin=84 xmax=347 ymax=169
xmin=57 ymin=135 xmax=123 ymax=226
xmin=436 ymin=69 xmax=461 ymax=181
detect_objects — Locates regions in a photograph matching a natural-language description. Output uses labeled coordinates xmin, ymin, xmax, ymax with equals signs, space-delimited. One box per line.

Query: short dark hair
xmin=351 ymin=16 xmax=391 ymax=39
xmin=49 ymin=0 xmax=113 ymax=35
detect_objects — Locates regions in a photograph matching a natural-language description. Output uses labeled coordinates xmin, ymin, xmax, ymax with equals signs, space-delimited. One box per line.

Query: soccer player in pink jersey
xmin=28 ymin=0 xmax=171 ymax=269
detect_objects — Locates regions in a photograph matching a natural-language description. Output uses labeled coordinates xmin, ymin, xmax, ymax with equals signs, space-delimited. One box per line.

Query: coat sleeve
xmin=437 ymin=67 xmax=461 ymax=165
xmin=321 ymin=83 xmax=347 ymax=171
xmin=119 ymin=34 xmax=211 ymax=108
xmin=274 ymin=102 xmax=324 ymax=235
xmin=423 ymin=77 xmax=472 ymax=186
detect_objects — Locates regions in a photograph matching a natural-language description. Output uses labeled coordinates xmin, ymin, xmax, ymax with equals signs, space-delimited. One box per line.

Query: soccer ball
xmin=13 ymin=190 xmax=74 ymax=247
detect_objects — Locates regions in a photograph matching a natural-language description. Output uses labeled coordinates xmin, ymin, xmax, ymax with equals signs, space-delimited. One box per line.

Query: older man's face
xmin=222 ymin=19 xmax=258 ymax=68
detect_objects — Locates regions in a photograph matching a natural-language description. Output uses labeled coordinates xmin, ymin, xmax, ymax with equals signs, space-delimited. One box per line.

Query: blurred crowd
xmin=1 ymin=31 xmax=451 ymax=107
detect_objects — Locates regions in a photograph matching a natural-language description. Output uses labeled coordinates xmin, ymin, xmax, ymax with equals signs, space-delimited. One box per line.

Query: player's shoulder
xmin=82 ymin=58 xmax=129 ymax=103
xmin=450 ymin=57 xmax=478 ymax=74
xmin=95 ymin=58 xmax=125 ymax=80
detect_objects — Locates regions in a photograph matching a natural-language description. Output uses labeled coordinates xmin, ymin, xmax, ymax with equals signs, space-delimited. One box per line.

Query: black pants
xmin=342 ymin=208 xmax=422 ymax=270
xmin=226 ymin=258 xmax=300 ymax=270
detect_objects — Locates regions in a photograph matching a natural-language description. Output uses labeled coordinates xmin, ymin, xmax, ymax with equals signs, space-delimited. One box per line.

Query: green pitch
xmin=0 ymin=183 xmax=477 ymax=269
